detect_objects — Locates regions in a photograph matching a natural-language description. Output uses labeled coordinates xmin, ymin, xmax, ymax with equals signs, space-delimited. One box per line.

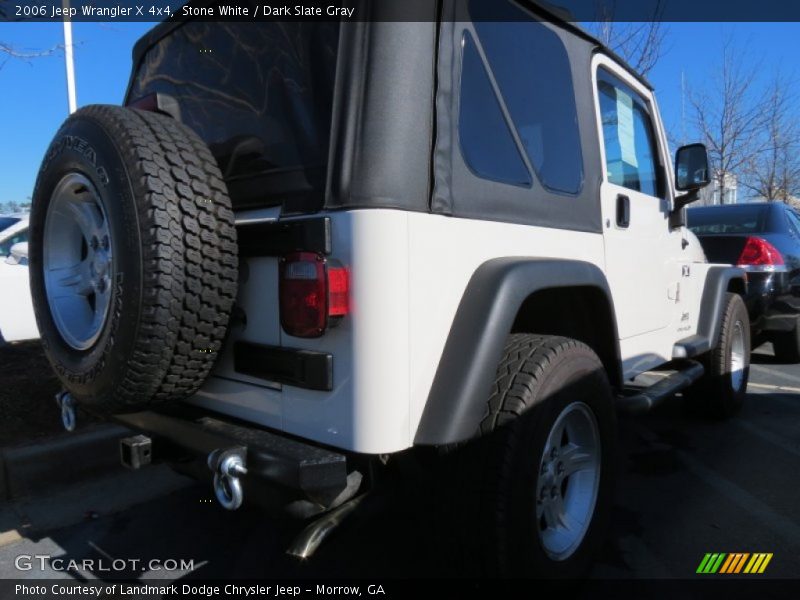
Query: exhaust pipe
xmin=286 ymin=494 xmax=366 ymax=559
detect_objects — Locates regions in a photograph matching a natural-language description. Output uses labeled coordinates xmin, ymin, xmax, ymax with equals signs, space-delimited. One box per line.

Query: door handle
xmin=616 ymin=194 xmax=630 ymax=228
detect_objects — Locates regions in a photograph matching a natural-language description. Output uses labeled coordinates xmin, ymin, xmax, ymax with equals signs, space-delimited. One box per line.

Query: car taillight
xmin=279 ymin=252 xmax=349 ymax=338
xmin=737 ymin=237 xmax=784 ymax=267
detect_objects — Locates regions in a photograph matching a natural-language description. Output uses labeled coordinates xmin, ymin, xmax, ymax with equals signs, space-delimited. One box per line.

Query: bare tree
xmin=688 ymin=36 xmax=767 ymax=204
xmin=588 ymin=0 xmax=668 ymax=76
xmin=0 ymin=1 xmax=68 ymax=71
xmin=740 ymin=71 xmax=800 ymax=203
xmin=0 ymin=42 xmax=66 ymax=71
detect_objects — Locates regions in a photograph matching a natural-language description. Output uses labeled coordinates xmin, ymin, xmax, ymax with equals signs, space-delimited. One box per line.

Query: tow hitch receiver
xmin=120 ymin=434 xmax=153 ymax=470
xmin=112 ymin=410 xmax=349 ymax=512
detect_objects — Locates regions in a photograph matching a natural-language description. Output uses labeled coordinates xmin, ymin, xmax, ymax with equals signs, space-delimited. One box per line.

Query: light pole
xmin=62 ymin=0 xmax=77 ymax=114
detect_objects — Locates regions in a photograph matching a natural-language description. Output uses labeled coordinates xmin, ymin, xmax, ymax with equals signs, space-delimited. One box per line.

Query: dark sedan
xmin=688 ymin=202 xmax=800 ymax=362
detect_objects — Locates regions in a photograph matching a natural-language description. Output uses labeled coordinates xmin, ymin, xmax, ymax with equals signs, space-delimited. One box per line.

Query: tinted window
xmin=688 ymin=205 xmax=770 ymax=235
xmin=0 ymin=217 xmax=20 ymax=232
xmin=458 ymin=32 xmax=532 ymax=187
xmin=597 ymin=70 xmax=662 ymax=197
xmin=129 ymin=18 xmax=339 ymax=183
xmin=471 ymin=1 xmax=584 ymax=194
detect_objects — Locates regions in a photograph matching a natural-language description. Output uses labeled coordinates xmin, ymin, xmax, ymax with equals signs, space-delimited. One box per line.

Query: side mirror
xmin=5 ymin=242 xmax=28 ymax=266
xmin=675 ymin=143 xmax=710 ymax=192
xmin=670 ymin=143 xmax=710 ymax=228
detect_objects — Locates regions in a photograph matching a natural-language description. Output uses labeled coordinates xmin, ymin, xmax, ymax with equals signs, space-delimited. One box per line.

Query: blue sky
xmin=0 ymin=20 xmax=798 ymax=205
xmin=0 ymin=21 xmax=154 ymax=205
xmin=647 ymin=23 xmax=800 ymax=147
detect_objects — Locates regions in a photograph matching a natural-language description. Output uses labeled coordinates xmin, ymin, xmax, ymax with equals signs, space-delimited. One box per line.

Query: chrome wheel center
xmin=43 ymin=173 xmax=114 ymax=351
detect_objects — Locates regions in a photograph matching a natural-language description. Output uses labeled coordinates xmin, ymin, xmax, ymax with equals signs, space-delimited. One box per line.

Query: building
xmin=699 ymin=171 xmax=738 ymax=205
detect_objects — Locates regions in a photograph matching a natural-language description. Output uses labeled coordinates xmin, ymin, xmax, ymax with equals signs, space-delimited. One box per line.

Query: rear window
xmin=688 ymin=205 xmax=770 ymax=235
xmin=128 ymin=20 xmax=339 ymax=207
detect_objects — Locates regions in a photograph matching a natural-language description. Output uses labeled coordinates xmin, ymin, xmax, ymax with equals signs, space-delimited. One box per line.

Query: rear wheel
xmin=30 ymin=105 xmax=238 ymax=413
xmin=447 ymin=335 xmax=616 ymax=577
xmin=684 ymin=293 xmax=750 ymax=418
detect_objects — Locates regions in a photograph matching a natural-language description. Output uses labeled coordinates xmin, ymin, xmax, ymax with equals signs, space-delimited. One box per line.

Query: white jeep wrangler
xmin=29 ymin=0 xmax=748 ymax=577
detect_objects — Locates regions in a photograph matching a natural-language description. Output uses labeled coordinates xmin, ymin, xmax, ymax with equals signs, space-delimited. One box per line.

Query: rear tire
xmin=772 ymin=326 xmax=800 ymax=364
xmin=446 ymin=335 xmax=616 ymax=577
xmin=684 ymin=293 xmax=750 ymax=418
xmin=29 ymin=105 xmax=238 ymax=413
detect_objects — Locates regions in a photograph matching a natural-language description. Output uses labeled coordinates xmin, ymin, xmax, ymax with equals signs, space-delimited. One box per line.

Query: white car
xmin=0 ymin=216 xmax=38 ymax=342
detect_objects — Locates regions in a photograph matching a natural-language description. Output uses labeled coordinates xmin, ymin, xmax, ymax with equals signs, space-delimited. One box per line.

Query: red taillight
xmin=279 ymin=252 xmax=349 ymax=338
xmin=327 ymin=267 xmax=349 ymax=317
xmin=737 ymin=237 xmax=784 ymax=267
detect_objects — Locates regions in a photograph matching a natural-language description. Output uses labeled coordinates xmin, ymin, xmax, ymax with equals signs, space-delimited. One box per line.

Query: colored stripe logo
xmin=696 ymin=553 xmax=773 ymax=574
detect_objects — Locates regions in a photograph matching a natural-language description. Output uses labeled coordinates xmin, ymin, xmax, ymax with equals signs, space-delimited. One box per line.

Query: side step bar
xmin=616 ymin=360 xmax=705 ymax=414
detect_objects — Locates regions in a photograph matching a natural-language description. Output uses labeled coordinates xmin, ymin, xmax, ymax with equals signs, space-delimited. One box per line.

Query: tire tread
xmin=40 ymin=105 xmax=237 ymax=410
xmin=446 ymin=334 xmax=611 ymax=577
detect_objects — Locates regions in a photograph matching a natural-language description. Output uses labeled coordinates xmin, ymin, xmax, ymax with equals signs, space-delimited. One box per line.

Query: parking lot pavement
xmin=593 ymin=344 xmax=800 ymax=580
xmin=0 ymin=344 xmax=798 ymax=581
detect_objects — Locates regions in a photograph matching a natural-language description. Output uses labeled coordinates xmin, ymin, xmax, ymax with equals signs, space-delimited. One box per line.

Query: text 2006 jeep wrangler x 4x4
xmin=29 ymin=0 xmax=749 ymax=577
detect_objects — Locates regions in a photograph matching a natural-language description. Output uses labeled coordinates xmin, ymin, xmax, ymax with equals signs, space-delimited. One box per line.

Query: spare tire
xmin=29 ymin=105 xmax=238 ymax=412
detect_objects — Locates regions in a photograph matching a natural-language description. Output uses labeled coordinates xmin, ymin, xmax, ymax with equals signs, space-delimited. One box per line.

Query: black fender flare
xmin=674 ymin=266 xmax=747 ymax=358
xmin=413 ymin=257 xmax=621 ymax=446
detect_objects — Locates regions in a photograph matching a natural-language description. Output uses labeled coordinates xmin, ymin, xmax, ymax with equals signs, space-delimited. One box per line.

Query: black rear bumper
xmin=113 ymin=409 xmax=349 ymax=508
xmin=745 ymin=271 xmax=800 ymax=335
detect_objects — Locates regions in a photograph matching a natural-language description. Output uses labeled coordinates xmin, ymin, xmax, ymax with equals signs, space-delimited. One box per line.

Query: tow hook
xmin=55 ymin=391 xmax=77 ymax=432
xmin=208 ymin=448 xmax=247 ymax=510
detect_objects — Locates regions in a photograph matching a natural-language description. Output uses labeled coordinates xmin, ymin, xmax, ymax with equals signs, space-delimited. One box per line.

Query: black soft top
xmin=126 ymin=0 xmax=654 ymax=103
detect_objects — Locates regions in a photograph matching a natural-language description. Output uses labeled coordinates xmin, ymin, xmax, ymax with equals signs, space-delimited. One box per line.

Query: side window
xmin=458 ymin=32 xmax=532 ymax=187
xmin=472 ymin=2 xmax=584 ymax=194
xmin=597 ymin=69 xmax=663 ymax=198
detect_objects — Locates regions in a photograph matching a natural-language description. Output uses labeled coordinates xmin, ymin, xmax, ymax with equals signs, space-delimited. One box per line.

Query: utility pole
xmin=681 ymin=70 xmax=687 ymax=146
xmin=62 ymin=0 xmax=77 ymax=114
